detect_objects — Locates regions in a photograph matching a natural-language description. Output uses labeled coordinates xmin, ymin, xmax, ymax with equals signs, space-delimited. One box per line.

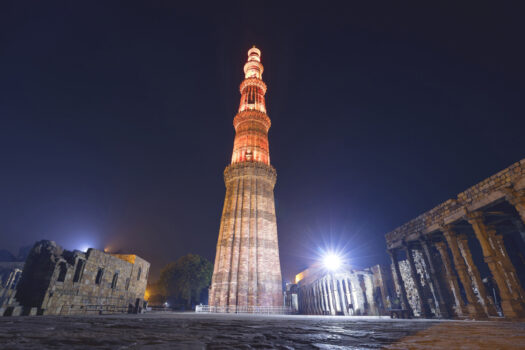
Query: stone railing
xmin=195 ymin=305 xmax=292 ymax=314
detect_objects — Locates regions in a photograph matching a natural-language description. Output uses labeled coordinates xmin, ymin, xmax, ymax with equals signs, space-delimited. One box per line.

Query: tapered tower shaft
xmin=209 ymin=47 xmax=283 ymax=309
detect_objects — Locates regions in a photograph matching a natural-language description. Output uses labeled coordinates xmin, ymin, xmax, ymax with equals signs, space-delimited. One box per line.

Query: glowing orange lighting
xmin=144 ymin=288 xmax=150 ymax=301
xmin=231 ymin=46 xmax=272 ymax=166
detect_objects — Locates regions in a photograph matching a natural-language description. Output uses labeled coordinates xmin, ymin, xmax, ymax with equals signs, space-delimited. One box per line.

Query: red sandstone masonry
xmin=209 ymin=47 xmax=283 ymax=309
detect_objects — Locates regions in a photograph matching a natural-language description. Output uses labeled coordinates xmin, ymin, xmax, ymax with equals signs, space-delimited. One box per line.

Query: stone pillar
xmin=330 ymin=275 xmax=341 ymax=313
xmin=489 ymin=228 xmax=525 ymax=302
xmin=388 ymin=249 xmax=412 ymax=315
xmin=419 ymin=237 xmax=450 ymax=318
xmin=510 ymin=218 xmax=525 ymax=246
xmin=435 ymin=241 xmax=467 ymax=317
xmin=503 ymin=187 xmax=525 ymax=225
xmin=442 ymin=226 xmax=486 ymax=318
xmin=404 ymin=244 xmax=432 ymax=318
xmin=456 ymin=234 xmax=498 ymax=316
xmin=314 ymin=285 xmax=322 ymax=314
xmin=466 ymin=212 xmax=525 ymax=318
xmin=337 ymin=279 xmax=348 ymax=315
xmin=321 ymin=280 xmax=330 ymax=315
xmin=324 ymin=278 xmax=335 ymax=315
xmin=343 ymin=278 xmax=353 ymax=314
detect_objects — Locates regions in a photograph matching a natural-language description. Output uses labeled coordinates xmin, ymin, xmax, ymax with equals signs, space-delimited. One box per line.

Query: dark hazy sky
xmin=1 ymin=1 xmax=524 ymax=281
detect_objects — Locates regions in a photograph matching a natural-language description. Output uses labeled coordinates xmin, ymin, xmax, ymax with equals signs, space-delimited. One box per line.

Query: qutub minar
xmin=209 ymin=47 xmax=283 ymax=309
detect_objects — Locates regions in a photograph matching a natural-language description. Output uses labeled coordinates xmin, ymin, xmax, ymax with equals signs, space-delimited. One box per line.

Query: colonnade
xmin=298 ymin=271 xmax=379 ymax=316
xmin=388 ymin=188 xmax=525 ymax=319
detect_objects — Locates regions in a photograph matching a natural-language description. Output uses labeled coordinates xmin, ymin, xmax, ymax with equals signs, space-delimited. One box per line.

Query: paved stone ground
xmin=0 ymin=312 xmax=524 ymax=349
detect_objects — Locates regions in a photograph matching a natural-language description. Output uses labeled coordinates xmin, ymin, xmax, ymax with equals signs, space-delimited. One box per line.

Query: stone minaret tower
xmin=209 ymin=47 xmax=283 ymax=309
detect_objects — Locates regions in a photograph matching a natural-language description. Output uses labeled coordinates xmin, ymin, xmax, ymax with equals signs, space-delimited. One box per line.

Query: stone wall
xmin=13 ymin=240 xmax=149 ymax=316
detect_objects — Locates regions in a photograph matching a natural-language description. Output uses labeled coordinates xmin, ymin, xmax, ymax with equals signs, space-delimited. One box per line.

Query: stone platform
xmin=0 ymin=312 xmax=524 ymax=349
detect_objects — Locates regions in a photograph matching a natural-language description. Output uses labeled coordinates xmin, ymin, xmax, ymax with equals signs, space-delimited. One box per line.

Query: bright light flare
xmin=322 ymin=253 xmax=343 ymax=271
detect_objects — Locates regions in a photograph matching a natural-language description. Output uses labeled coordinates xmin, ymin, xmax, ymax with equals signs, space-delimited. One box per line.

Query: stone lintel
xmin=385 ymin=159 xmax=525 ymax=246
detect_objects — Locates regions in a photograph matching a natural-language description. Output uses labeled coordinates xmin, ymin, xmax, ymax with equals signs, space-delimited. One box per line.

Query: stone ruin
xmin=386 ymin=159 xmax=525 ymax=319
xmin=1 ymin=240 xmax=150 ymax=316
xmin=294 ymin=264 xmax=395 ymax=316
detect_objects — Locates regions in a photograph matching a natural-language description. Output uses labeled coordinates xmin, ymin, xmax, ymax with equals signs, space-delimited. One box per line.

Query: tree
xmin=157 ymin=254 xmax=213 ymax=309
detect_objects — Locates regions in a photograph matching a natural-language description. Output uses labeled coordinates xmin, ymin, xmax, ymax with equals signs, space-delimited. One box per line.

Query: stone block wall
xmin=15 ymin=240 xmax=149 ymax=316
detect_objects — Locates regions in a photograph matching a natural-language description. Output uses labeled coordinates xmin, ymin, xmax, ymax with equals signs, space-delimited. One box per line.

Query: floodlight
xmin=323 ymin=253 xmax=342 ymax=271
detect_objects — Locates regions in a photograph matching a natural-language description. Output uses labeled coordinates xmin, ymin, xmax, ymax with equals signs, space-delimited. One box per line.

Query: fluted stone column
xmin=467 ymin=212 xmax=525 ymax=318
xmin=337 ymin=279 xmax=348 ymax=315
xmin=435 ymin=241 xmax=467 ymax=317
xmin=209 ymin=163 xmax=282 ymax=309
xmin=320 ymin=281 xmax=328 ymax=314
xmin=456 ymin=234 xmax=498 ymax=316
xmin=343 ymin=278 xmax=353 ymax=314
xmin=329 ymin=275 xmax=340 ymax=314
xmin=404 ymin=245 xmax=432 ymax=318
xmin=420 ymin=237 xmax=450 ymax=318
xmin=442 ymin=226 xmax=486 ymax=318
xmin=388 ymin=249 xmax=412 ymax=315
xmin=313 ymin=285 xmax=321 ymax=314
xmin=317 ymin=284 xmax=324 ymax=314
xmin=322 ymin=278 xmax=334 ymax=315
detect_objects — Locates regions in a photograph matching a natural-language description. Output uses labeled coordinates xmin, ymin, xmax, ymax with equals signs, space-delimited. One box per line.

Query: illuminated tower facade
xmin=209 ymin=47 xmax=283 ymax=309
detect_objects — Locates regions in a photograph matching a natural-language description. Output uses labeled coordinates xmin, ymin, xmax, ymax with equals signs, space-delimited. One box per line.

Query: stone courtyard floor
xmin=0 ymin=312 xmax=524 ymax=349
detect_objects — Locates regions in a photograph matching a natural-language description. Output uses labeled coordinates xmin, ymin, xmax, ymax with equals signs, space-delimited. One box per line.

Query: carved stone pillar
xmin=324 ymin=277 xmax=335 ymax=315
xmin=467 ymin=212 xmax=525 ymax=318
xmin=435 ymin=241 xmax=467 ymax=317
xmin=403 ymin=244 xmax=432 ymax=318
xmin=388 ymin=249 xmax=412 ymax=315
xmin=337 ymin=279 xmax=348 ymax=315
xmin=320 ymin=280 xmax=329 ymax=314
xmin=442 ymin=226 xmax=486 ymax=318
xmin=488 ymin=228 xmax=525 ymax=302
xmin=503 ymin=187 xmax=525 ymax=225
xmin=457 ymin=234 xmax=498 ymax=316
xmin=344 ymin=278 xmax=353 ymax=314
xmin=510 ymin=218 xmax=525 ymax=246
xmin=420 ymin=237 xmax=450 ymax=318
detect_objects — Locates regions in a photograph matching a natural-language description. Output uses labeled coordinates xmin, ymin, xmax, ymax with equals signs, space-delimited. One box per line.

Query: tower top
xmin=244 ymin=46 xmax=263 ymax=79
xmin=232 ymin=46 xmax=271 ymax=165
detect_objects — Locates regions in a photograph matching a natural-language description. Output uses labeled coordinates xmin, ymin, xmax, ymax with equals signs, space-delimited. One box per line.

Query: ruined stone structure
xmin=283 ymin=283 xmax=299 ymax=313
xmin=10 ymin=240 xmax=149 ymax=316
xmin=295 ymin=264 xmax=394 ymax=316
xmin=209 ymin=47 xmax=283 ymax=311
xmin=0 ymin=262 xmax=24 ymax=315
xmin=386 ymin=159 xmax=525 ymax=319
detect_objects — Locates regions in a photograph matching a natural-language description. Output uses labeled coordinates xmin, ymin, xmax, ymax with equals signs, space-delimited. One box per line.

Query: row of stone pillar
xmin=299 ymin=274 xmax=370 ymax=316
xmin=388 ymin=196 xmax=525 ymax=319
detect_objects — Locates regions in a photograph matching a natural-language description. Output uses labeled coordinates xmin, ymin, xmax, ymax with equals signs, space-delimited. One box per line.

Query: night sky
xmin=1 ymin=1 xmax=524 ymax=282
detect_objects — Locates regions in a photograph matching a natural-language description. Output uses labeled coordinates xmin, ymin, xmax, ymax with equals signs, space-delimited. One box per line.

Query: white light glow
xmin=78 ymin=245 xmax=90 ymax=252
xmin=323 ymin=253 xmax=342 ymax=271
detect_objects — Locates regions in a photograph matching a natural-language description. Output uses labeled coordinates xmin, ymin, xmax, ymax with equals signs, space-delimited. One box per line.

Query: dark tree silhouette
xmin=157 ymin=254 xmax=213 ymax=309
